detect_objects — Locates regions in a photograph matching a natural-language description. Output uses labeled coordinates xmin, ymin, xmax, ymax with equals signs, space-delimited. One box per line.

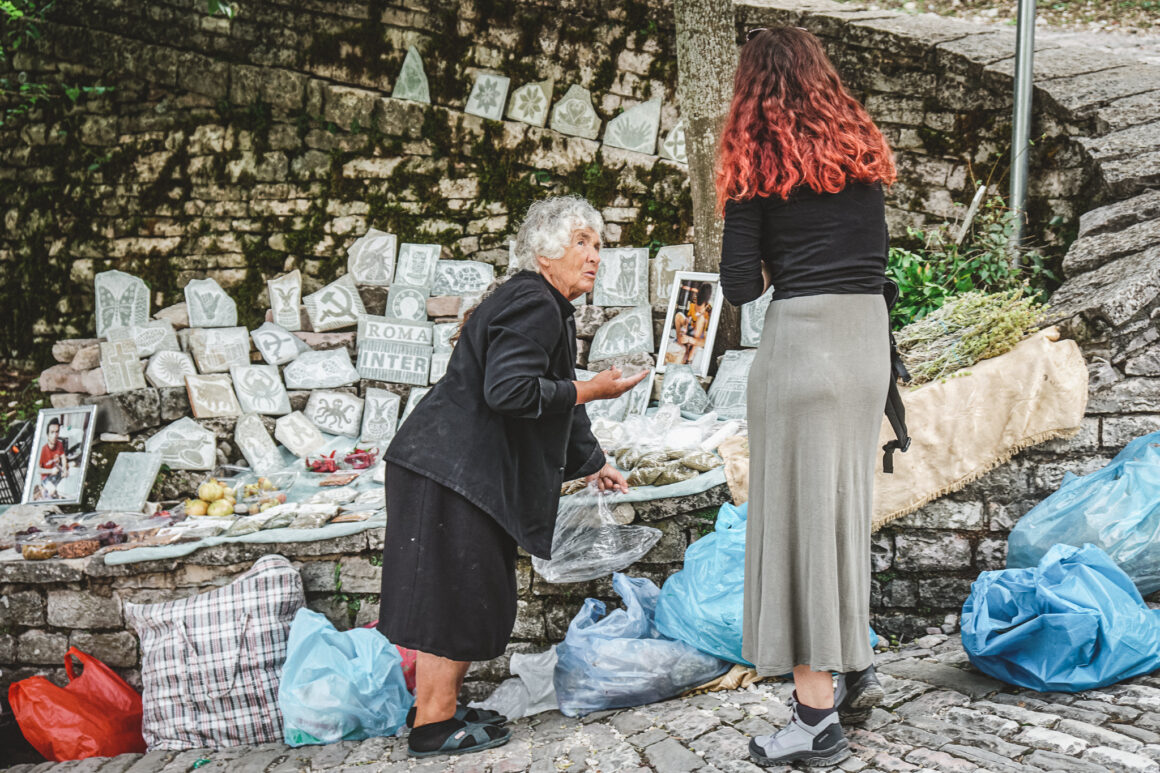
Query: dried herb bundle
xmin=896 ymin=289 xmax=1046 ymax=385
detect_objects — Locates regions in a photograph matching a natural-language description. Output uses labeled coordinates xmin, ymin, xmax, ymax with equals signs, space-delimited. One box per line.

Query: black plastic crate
xmin=0 ymin=420 xmax=34 ymax=505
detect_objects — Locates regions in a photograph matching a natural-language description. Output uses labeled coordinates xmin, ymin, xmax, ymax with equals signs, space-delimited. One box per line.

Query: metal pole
xmin=1009 ymin=0 xmax=1037 ymax=264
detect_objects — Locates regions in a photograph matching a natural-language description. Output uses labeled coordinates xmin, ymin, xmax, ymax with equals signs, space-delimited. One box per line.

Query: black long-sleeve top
xmin=385 ymin=271 xmax=606 ymax=559
xmin=719 ymin=181 xmax=889 ymax=306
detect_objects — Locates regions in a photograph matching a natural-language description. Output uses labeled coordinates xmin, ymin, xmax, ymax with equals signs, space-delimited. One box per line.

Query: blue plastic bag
xmin=655 ymin=502 xmax=751 ymax=665
xmin=278 ymin=608 xmax=413 ymax=746
xmin=554 ymin=573 xmax=730 ymax=717
xmin=654 ymin=503 xmax=879 ymax=665
xmin=1008 ymin=431 xmax=1160 ymax=594
xmin=962 ymin=543 xmax=1160 ymax=692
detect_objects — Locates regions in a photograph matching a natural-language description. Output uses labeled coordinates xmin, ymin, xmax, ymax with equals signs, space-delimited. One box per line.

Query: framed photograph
xmin=21 ymin=406 xmax=99 ymax=506
xmin=656 ymin=272 xmax=723 ymax=378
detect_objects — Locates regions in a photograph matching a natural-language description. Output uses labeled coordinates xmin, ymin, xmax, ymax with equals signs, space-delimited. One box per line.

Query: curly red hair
xmin=715 ymin=27 xmax=896 ymax=210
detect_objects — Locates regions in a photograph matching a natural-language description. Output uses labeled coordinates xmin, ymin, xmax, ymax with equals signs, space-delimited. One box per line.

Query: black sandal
xmin=405 ymin=704 xmax=507 ymax=728
xmin=407 ymin=718 xmax=512 ymax=758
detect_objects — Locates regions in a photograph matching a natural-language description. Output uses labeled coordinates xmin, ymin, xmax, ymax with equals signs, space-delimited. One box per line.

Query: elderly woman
xmin=378 ymin=195 xmax=647 ymax=758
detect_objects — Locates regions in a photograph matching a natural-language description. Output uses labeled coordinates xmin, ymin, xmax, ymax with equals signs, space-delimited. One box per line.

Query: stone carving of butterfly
xmin=98 ymin=283 xmax=144 ymax=333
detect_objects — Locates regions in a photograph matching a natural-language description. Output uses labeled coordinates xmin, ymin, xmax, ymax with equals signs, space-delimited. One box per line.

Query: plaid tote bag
xmin=124 ymin=554 xmax=305 ymax=749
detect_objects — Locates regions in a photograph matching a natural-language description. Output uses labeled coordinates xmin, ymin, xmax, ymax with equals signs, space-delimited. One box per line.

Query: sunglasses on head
xmin=746 ymin=26 xmax=809 ymax=40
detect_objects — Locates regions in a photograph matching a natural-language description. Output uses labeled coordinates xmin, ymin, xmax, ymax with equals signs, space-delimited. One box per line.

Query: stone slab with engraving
xmin=589 ymin=306 xmax=654 ymax=362
xmin=432 ymin=260 xmax=495 ymax=297
xmin=433 ymin=322 xmax=458 ymax=353
xmin=594 ymin=247 xmax=649 ymax=307
xmin=361 ymin=387 xmax=401 ymax=446
xmin=741 ymin=287 xmax=774 ymax=348
xmin=399 ymin=386 xmax=431 ymax=427
xmin=651 ymin=244 xmax=695 ymax=309
xmin=603 ymin=98 xmax=661 ymax=155
xmin=429 ymin=351 xmax=451 ymax=384
xmin=283 ymin=349 xmax=360 ymax=390
xmin=347 ymin=228 xmax=397 ymax=287
xmin=230 ymin=364 xmax=291 ymax=415
xmin=305 ymin=390 xmax=364 ymax=437
xmin=235 ymin=413 xmax=283 ymax=475
xmin=386 ymin=284 xmax=430 ymax=321
xmin=394 ymin=243 xmax=441 ymax=291
xmin=189 ymin=326 xmax=251 ymax=373
xmin=268 ymin=270 xmax=302 ymax=331
xmin=275 ymin=411 xmax=328 ymax=458
xmin=251 ymin=321 xmax=310 ymax=366
xmin=550 ymin=84 xmax=601 ymax=140
xmin=145 ymin=350 xmax=197 ymax=388
xmin=304 ymin=274 xmax=367 ymax=332
xmin=465 ymin=72 xmax=510 ymax=121
xmin=507 ymin=78 xmax=553 ymax=127
xmin=106 ymin=320 xmax=179 ymax=358
xmin=100 ymin=340 xmax=147 ymax=393
xmin=357 ymin=316 xmax=433 ymax=385
xmin=145 ymin=417 xmax=217 ymax=470
xmin=95 ymin=269 xmax=150 ymax=338
xmin=659 ymin=118 xmax=688 ymax=165
xmin=392 ymin=46 xmax=430 ymax=104
xmin=708 ymin=349 xmax=755 ymax=420
xmin=185 ymin=374 xmax=242 ymax=418
xmin=184 ymin=277 xmax=237 ymax=328
xmin=659 ymin=364 xmax=711 ymax=415
xmin=95 ymin=451 xmax=163 ymax=512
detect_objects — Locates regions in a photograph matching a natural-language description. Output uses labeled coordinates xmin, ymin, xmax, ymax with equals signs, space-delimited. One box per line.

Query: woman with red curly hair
xmin=718 ymin=27 xmax=897 ymax=768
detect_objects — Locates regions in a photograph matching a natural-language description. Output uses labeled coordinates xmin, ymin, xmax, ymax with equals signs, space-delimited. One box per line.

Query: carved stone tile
xmin=95 ymin=269 xmax=150 ymax=338
xmin=659 ymin=118 xmax=688 ymax=165
xmin=741 ymin=287 xmax=774 ymax=348
xmin=185 ymin=374 xmax=242 ymax=418
xmin=386 ymin=284 xmax=430 ymax=321
xmin=95 ymin=451 xmax=163 ymax=512
xmin=465 ymin=72 xmax=511 ymax=121
xmin=235 ymin=413 xmax=283 ymax=475
xmin=145 ymin=350 xmax=197 ymax=388
xmin=431 ymin=260 xmax=495 ymax=297
xmin=100 ymin=339 xmax=146 ymax=393
xmin=549 ymin=84 xmax=601 ymax=140
xmin=507 ymin=78 xmax=553 ymax=127
xmin=230 ymin=364 xmax=291 ymax=415
xmin=594 ymin=247 xmax=649 ymax=307
xmin=429 ymin=351 xmax=451 ymax=384
xmin=650 ymin=244 xmax=695 ymax=309
xmin=184 ymin=277 xmax=238 ymax=328
xmin=392 ymin=46 xmax=430 ymax=104
xmin=589 ymin=306 xmax=654 ymax=362
xmin=304 ymin=390 xmax=364 ymax=438
xmin=251 ymin=321 xmax=310 ymax=366
xmin=144 ymin=417 xmax=216 ymax=470
xmin=106 ymin=320 xmax=179 ymax=358
xmin=304 ymin=274 xmax=367 ymax=332
xmin=659 ymin=364 xmax=710 ymax=415
xmin=356 ymin=316 xmax=433 ymax=386
xmin=433 ymin=322 xmax=458 ymax=353
xmin=603 ymin=98 xmax=661 ymax=155
xmin=346 ymin=228 xmax=397 ymax=287
xmin=360 ymin=388 xmax=401 ymax=447
xmin=188 ymin=326 xmax=251 ymax=373
xmin=275 ymin=411 xmax=328 ymax=458
xmin=267 ymin=270 xmax=303 ymax=331
xmin=282 ymin=349 xmax=360 ymax=390
xmin=399 ymin=386 xmax=431 ymax=427
xmin=708 ymin=349 xmax=755 ymax=420
xmin=394 ymin=243 xmax=441 ymax=290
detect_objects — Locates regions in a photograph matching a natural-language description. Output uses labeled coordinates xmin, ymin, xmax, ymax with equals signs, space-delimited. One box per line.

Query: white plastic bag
xmin=533 ymin=485 xmax=661 ymax=583
xmin=469 ymin=646 xmax=559 ymax=719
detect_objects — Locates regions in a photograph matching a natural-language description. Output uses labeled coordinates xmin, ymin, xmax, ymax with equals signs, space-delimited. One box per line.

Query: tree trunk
xmin=674 ymin=0 xmax=740 ymax=356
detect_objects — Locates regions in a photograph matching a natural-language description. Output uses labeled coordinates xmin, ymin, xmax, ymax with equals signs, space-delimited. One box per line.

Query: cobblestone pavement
xmin=1036 ymin=27 xmax=1160 ymax=66
xmin=9 ymin=633 xmax=1160 ymax=773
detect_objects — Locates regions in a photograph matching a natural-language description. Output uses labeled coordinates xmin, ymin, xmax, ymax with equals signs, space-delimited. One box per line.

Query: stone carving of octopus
xmin=315 ymin=397 xmax=355 ymax=429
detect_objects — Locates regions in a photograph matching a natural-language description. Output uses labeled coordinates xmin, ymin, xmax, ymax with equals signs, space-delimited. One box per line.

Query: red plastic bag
xmin=8 ymin=647 xmax=146 ymax=761
xmin=361 ymin=619 xmax=418 ymax=692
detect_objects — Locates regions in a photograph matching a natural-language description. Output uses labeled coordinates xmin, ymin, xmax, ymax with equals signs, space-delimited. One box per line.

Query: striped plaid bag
xmin=124 ymin=554 xmax=305 ymax=749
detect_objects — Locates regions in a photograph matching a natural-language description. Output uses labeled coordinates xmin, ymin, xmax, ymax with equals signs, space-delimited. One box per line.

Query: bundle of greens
xmin=896 ymin=288 xmax=1046 ymax=386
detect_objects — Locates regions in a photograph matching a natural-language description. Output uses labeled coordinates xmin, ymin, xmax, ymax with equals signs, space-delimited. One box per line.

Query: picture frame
xmin=21 ymin=406 xmax=99 ymax=506
xmin=656 ymin=271 xmax=723 ymax=378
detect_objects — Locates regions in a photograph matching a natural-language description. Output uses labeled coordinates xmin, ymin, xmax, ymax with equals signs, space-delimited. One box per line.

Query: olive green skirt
xmin=743 ymin=293 xmax=889 ymax=676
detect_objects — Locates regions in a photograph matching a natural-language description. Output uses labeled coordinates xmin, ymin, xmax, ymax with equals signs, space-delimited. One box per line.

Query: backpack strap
xmin=882 ymin=280 xmax=911 ymax=474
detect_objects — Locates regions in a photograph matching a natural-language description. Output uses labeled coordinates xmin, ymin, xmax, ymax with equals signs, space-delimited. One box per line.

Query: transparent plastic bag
xmin=469 ymin=646 xmax=559 ymax=720
xmin=532 ymin=485 xmax=661 ymax=583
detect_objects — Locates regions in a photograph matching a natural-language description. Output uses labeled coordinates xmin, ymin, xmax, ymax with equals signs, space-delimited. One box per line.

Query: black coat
xmin=385 ymin=270 xmax=606 ymax=559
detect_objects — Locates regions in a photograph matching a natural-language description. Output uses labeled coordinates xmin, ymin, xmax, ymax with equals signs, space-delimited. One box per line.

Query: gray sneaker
xmin=835 ymin=664 xmax=885 ymax=725
xmin=748 ymin=698 xmax=850 ymax=768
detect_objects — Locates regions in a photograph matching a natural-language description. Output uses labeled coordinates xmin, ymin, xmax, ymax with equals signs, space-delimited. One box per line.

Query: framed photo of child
xmin=21 ymin=406 xmax=99 ymax=506
xmin=656 ymin=271 xmax=723 ymax=378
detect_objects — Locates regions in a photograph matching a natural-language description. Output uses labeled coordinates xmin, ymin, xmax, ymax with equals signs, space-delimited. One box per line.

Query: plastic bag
xmin=9 ymin=647 xmax=146 ymax=761
xmin=554 ymin=573 xmax=730 ymax=717
xmin=278 ymin=609 xmax=413 ymax=746
xmin=533 ymin=484 xmax=661 ymax=583
xmin=1008 ymin=431 xmax=1160 ymax=593
xmin=655 ymin=502 xmax=751 ymax=665
xmin=470 ymin=646 xmax=559 ymax=720
xmin=962 ymin=543 xmax=1160 ymax=692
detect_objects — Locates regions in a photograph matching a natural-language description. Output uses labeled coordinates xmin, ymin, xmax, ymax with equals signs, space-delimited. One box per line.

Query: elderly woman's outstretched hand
xmin=585 ymin=462 xmax=630 ymax=493
xmin=574 ymin=367 xmax=649 ymax=405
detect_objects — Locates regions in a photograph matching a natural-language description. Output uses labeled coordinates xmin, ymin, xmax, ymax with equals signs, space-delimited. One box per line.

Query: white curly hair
xmin=512 ymin=195 xmax=604 ymax=274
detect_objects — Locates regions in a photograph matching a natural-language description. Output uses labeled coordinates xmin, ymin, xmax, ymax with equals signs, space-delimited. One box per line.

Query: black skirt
xmin=377 ymin=462 xmax=519 ymax=662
